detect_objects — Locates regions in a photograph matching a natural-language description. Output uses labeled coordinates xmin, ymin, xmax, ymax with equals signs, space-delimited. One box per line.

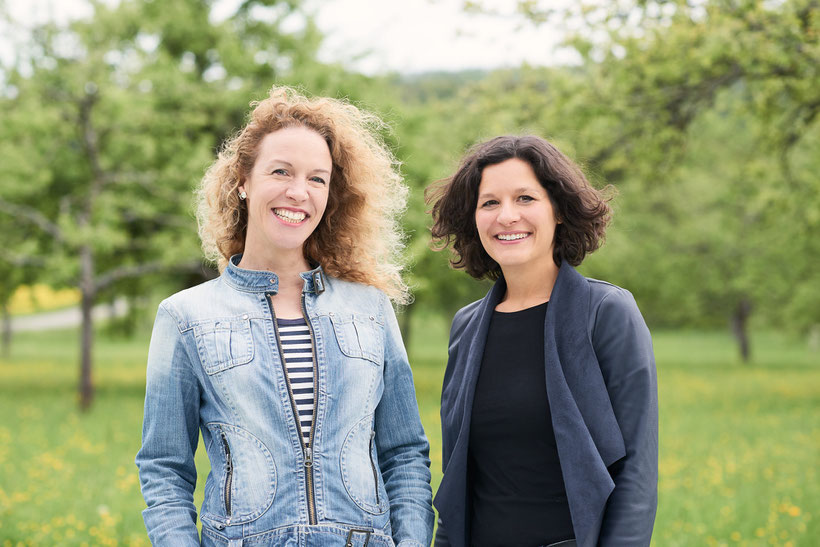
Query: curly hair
xmin=427 ymin=135 xmax=613 ymax=280
xmin=197 ymin=86 xmax=409 ymax=303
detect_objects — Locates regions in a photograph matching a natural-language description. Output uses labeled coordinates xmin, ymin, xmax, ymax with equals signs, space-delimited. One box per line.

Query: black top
xmin=467 ymin=301 xmax=574 ymax=546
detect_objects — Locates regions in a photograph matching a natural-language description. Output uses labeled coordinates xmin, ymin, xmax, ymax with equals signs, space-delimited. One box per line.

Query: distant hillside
xmin=392 ymin=69 xmax=489 ymax=102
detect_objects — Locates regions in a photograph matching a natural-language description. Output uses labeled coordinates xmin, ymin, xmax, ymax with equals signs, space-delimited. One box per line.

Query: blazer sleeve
xmin=434 ymin=304 xmax=472 ymax=547
xmin=434 ymin=517 xmax=452 ymax=547
xmin=439 ymin=310 xmax=462 ymax=471
xmin=591 ymin=288 xmax=658 ymax=546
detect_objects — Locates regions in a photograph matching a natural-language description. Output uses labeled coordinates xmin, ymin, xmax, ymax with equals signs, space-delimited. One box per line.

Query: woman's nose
xmin=496 ymin=202 xmax=520 ymax=224
xmin=285 ymin=178 xmax=309 ymax=201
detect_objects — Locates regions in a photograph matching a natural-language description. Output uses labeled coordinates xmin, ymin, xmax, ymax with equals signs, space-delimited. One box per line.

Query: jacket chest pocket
xmin=329 ymin=313 xmax=384 ymax=365
xmin=194 ymin=316 xmax=254 ymax=374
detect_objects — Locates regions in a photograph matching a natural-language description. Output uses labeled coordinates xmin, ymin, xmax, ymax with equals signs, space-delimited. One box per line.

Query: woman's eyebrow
xmin=268 ymin=158 xmax=291 ymax=165
xmin=261 ymin=160 xmax=330 ymax=175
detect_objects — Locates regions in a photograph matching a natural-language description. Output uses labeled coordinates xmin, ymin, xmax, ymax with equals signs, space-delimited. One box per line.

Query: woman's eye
xmin=272 ymin=168 xmax=288 ymax=176
xmin=309 ymin=176 xmax=327 ymax=185
xmin=519 ymin=195 xmax=535 ymax=202
xmin=480 ymin=200 xmax=498 ymax=208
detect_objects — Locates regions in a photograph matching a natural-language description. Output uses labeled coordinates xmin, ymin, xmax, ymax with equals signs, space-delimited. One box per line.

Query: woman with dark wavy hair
xmin=427 ymin=135 xmax=657 ymax=547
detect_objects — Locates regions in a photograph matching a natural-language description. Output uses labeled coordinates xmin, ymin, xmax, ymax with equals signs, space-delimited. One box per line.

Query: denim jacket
xmin=136 ymin=255 xmax=434 ymax=546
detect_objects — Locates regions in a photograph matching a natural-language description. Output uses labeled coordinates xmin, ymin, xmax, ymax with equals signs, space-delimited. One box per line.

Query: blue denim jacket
xmin=136 ymin=255 xmax=434 ymax=546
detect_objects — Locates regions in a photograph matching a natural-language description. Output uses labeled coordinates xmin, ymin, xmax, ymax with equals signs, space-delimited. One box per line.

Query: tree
xmin=0 ymin=0 xmax=328 ymax=407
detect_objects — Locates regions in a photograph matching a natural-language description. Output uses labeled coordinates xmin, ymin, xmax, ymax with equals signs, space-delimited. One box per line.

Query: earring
xmin=239 ymin=190 xmax=247 ymax=200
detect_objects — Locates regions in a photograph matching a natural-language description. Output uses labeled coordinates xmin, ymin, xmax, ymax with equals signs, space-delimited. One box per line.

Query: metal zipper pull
xmin=305 ymin=446 xmax=313 ymax=467
xmin=220 ymin=431 xmax=233 ymax=518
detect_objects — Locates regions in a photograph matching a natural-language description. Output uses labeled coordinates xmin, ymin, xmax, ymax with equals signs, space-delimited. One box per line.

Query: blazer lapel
xmin=545 ymin=262 xmax=626 ymax=547
xmin=434 ymin=280 xmax=505 ymax=547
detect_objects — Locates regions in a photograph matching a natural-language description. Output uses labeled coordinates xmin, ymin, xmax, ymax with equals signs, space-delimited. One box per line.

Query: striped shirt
xmin=277 ymin=317 xmax=315 ymax=447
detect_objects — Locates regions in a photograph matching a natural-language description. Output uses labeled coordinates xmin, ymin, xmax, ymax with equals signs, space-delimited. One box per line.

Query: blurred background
xmin=0 ymin=0 xmax=817 ymax=545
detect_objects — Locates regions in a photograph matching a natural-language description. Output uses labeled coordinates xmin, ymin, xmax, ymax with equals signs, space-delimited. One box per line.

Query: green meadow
xmin=0 ymin=318 xmax=817 ymax=546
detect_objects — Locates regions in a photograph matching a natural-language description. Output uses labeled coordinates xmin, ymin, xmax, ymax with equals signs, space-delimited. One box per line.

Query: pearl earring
xmin=239 ymin=190 xmax=247 ymax=200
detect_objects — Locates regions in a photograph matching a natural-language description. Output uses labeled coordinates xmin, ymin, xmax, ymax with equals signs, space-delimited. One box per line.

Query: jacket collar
xmin=471 ymin=259 xmax=576 ymax=313
xmin=465 ymin=259 xmax=573 ymax=344
xmin=222 ymin=254 xmax=326 ymax=295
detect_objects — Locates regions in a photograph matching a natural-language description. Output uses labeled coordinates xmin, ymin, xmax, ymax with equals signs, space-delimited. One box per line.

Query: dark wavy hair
xmin=427 ymin=135 xmax=613 ymax=280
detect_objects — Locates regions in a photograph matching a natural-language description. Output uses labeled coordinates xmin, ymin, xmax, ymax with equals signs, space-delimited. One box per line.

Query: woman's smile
xmin=495 ymin=231 xmax=531 ymax=242
xmin=272 ymin=207 xmax=308 ymax=224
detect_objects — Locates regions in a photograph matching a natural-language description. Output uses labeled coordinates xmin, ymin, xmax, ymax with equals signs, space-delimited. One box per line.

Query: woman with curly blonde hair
xmin=137 ymin=87 xmax=434 ymax=547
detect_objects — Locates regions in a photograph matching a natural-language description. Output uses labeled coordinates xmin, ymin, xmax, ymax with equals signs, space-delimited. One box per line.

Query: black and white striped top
xmin=277 ymin=317 xmax=315 ymax=446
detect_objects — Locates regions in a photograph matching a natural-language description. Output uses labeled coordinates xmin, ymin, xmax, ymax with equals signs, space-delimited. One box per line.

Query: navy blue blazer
xmin=434 ymin=262 xmax=658 ymax=547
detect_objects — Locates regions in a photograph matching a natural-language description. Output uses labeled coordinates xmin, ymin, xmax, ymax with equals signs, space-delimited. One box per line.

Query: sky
xmin=0 ymin=0 xmax=577 ymax=75
xmin=309 ymin=0 xmax=578 ymax=74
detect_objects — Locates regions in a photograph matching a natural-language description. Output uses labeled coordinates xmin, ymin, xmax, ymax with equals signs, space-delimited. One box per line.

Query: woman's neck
xmin=238 ymin=251 xmax=311 ymax=319
xmin=238 ymin=250 xmax=309 ymax=279
xmin=496 ymin=261 xmax=560 ymax=313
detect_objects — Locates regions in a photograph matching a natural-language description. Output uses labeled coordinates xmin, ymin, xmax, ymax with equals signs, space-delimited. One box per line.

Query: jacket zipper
xmin=369 ymin=430 xmax=380 ymax=505
xmin=300 ymin=292 xmax=319 ymax=525
xmin=267 ymin=292 xmax=318 ymax=525
xmin=220 ymin=431 xmax=233 ymax=522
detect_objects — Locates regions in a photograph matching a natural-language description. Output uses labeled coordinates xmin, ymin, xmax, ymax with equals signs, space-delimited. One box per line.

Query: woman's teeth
xmin=273 ymin=209 xmax=306 ymax=223
xmin=497 ymin=233 xmax=528 ymax=240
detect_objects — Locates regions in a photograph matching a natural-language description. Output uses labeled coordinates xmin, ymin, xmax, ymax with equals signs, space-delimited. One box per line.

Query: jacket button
xmin=269 ymin=278 xmax=275 ymax=283
xmin=242 ymin=314 xmax=248 ymax=320
xmin=328 ymin=312 xmax=334 ymax=317
xmin=369 ymin=315 xmax=374 ymax=321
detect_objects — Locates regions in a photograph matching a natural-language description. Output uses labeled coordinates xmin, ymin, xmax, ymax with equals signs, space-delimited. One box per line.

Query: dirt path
xmin=10 ymin=299 xmax=128 ymax=332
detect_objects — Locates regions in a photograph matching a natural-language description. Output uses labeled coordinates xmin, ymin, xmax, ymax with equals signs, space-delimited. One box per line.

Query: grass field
xmin=0 ymin=315 xmax=817 ymax=546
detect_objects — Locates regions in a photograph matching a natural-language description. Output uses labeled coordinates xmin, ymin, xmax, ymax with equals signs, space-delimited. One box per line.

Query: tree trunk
xmin=1 ymin=300 xmax=10 ymax=359
xmin=79 ymin=246 xmax=95 ymax=410
xmin=730 ymin=297 xmax=752 ymax=363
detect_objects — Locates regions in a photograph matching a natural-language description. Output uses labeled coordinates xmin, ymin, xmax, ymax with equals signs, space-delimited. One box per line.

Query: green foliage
xmin=418 ymin=0 xmax=820 ymax=345
xmin=0 ymin=0 xmax=379 ymax=404
xmin=2 ymin=0 xmax=819 ymax=356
